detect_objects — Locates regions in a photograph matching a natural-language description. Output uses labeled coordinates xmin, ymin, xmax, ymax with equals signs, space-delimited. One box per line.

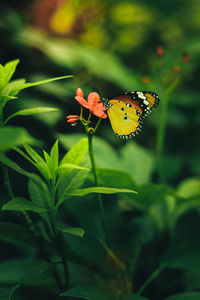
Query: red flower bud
xmin=156 ymin=45 xmax=164 ymax=58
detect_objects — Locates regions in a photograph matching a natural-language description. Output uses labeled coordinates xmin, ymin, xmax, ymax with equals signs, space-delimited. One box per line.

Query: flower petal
xmin=93 ymin=103 xmax=107 ymax=119
xmin=87 ymin=92 xmax=100 ymax=107
xmin=75 ymin=96 xmax=90 ymax=109
xmin=67 ymin=118 xmax=79 ymax=123
xmin=66 ymin=115 xmax=79 ymax=119
xmin=76 ymin=88 xmax=84 ymax=98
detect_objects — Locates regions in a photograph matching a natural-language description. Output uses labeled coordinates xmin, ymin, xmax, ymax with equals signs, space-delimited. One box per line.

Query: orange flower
xmin=66 ymin=115 xmax=80 ymax=125
xmin=75 ymin=88 xmax=107 ymax=119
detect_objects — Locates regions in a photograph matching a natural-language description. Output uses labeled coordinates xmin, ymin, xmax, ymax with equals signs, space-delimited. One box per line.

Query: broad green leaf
xmin=60 ymin=137 xmax=88 ymax=166
xmin=0 ymin=285 xmax=20 ymax=300
xmin=61 ymin=285 xmax=112 ymax=300
xmin=58 ymin=163 xmax=89 ymax=172
xmin=0 ymin=59 xmax=19 ymax=91
xmin=177 ymin=177 xmax=200 ymax=198
xmin=2 ymin=197 xmax=47 ymax=213
xmin=58 ymin=227 xmax=85 ymax=237
xmin=127 ymin=184 xmax=176 ymax=230
xmin=28 ymin=176 xmax=49 ymax=208
xmin=0 ymin=126 xmax=37 ymax=151
xmin=57 ymin=157 xmax=90 ymax=207
xmin=1 ymin=78 xmax=26 ymax=96
xmin=59 ymin=134 xmax=120 ymax=170
xmin=24 ymin=144 xmax=50 ymax=180
xmin=0 ymin=222 xmax=35 ymax=247
xmin=98 ymin=168 xmax=135 ymax=189
xmin=28 ymin=178 xmax=52 ymax=229
xmin=59 ymin=135 xmax=154 ymax=184
xmin=4 ymin=107 xmax=59 ymax=124
xmin=20 ymin=261 xmax=53 ymax=285
xmin=120 ymin=142 xmax=155 ymax=184
xmin=67 ymin=187 xmax=137 ymax=197
xmin=0 ymin=152 xmax=35 ymax=179
xmin=0 ymin=258 xmax=48 ymax=285
xmin=164 ymin=292 xmax=200 ymax=300
xmin=57 ymin=138 xmax=89 ymax=199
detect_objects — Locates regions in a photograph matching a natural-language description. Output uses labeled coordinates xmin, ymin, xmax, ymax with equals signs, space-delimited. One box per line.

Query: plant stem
xmin=87 ymin=133 xmax=108 ymax=244
xmin=137 ymin=267 xmax=162 ymax=295
xmin=48 ymin=208 xmax=69 ymax=291
xmin=2 ymin=164 xmax=14 ymax=199
xmin=156 ymin=77 xmax=180 ymax=183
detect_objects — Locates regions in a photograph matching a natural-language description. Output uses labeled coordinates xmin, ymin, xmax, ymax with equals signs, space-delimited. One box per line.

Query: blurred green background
xmin=1 ymin=1 xmax=200 ymax=300
xmin=1 ymin=0 xmax=200 ymax=186
xmin=0 ymin=0 xmax=200 ymax=180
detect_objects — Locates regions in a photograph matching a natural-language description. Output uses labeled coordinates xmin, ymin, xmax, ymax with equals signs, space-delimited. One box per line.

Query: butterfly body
xmin=102 ymin=91 xmax=160 ymax=139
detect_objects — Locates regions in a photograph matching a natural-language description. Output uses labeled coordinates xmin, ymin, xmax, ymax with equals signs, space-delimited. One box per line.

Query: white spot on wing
xmin=143 ymin=100 xmax=149 ymax=105
xmin=137 ymin=92 xmax=146 ymax=100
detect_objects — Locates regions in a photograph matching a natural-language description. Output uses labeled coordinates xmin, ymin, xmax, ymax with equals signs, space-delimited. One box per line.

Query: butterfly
xmin=101 ymin=91 xmax=160 ymax=139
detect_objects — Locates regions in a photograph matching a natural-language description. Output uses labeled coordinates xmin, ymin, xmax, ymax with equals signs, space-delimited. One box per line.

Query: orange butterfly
xmin=102 ymin=91 xmax=160 ymax=139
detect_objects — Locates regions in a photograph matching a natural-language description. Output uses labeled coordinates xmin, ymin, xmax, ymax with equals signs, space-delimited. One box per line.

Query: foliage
xmin=0 ymin=0 xmax=200 ymax=299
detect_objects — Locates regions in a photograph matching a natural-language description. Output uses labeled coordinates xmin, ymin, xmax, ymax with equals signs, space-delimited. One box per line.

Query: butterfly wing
xmin=102 ymin=91 xmax=159 ymax=139
xmin=107 ymin=100 xmax=143 ymax=139
xmin=110 ymin=92 xmax=159 ymax=117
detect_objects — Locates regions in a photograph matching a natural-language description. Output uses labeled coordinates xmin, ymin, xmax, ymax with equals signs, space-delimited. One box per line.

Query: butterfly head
xmin=101 ymin=98 xmax=111 ymax=110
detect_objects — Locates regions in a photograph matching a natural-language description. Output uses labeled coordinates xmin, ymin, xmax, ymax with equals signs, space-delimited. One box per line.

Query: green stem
xmin=48 ymin=209 xmax=69 ymax=291
xmin=2 ymin=164 xmax=14 ymax=199
xmin=87 ymin=133 xmax=108 ymax=244
xmin=137 ymin=267 xmax=162 ymax=295
xmin=156 ymin=77 xmax=180 ymax=183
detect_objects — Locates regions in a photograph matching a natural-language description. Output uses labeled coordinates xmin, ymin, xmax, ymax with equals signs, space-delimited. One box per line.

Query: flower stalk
xmin=87 ymin=132 xmax=108 ymax=244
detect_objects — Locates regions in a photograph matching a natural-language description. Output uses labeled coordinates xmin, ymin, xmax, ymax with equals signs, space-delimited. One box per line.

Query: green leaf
xmin=2 ymin=197 xmax=47 ymax=213
xmin=50 ymin=140 xmax=59 ymax=172
xmin=127 ymin=184 xmax=176 ymax=230
xmin=177 ymin=177 xmax=200 ymax=198
xmin=0 ymin=152 xmax=35 ymax=179
xmin=60 ymin=137 xmax=88 ymax=166
xmin=24 ymin=144 xmax=50 ymax=180
xmin=1 ymin=78 xmax=26 ymax=96
xmin=0 ymin=126 xmax=38 ymax=151
xmin=23 ymin=75 xmax=73 ymax=89
xmin=58 ymin=227 xmax=85 ymax=237
xmin=61 ymin=285 xmax=112 ymax=300
xmin=58 ymin=163 xmax=89 ymax=172
xmin=0 ymin=222 xmax=35 ymax=247
xmin=4 ymin=107 xmax=59 ymax=124
xmin=161 ymin=228 xmax=200 ymax=272
xmin=98 ymin=168 xmax=135 ymax=189
xmin=20 ymin=261 xmax=53 ymax=285
xmin=0 ymin=59 xmax=19 ymax=91
xmin=57 ymin=157 xmax=90 ymax=207
xmin=67 ymin=187 xmax=137 ymax=197
xmin=0 ymin=285 xmax=20 ymax=300
xmin=164 ymin=292 xmax=200 ymax=300
xmin=28 ymin=178 xmax=47 ymax=208
xmin=0 ymin=95 xmax=17 ymax=108
xmin=43 ymin=140 xmax=60 ymax=182
xmin=59 ymin=134 xmax=120 ymax=170
xmin=120 ymin=142 xmax=155 ymax=184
